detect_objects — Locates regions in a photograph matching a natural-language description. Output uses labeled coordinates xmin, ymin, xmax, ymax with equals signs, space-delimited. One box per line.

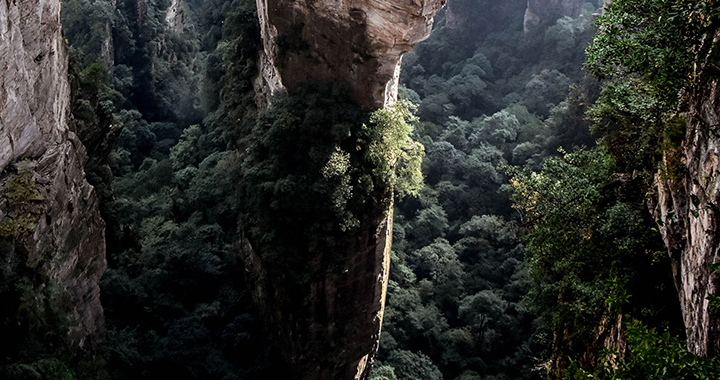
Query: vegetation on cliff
xmin=508 ymin=0 xmax=720 ymax=378
xmin=11 ymin=0 xmax=720 ymax=379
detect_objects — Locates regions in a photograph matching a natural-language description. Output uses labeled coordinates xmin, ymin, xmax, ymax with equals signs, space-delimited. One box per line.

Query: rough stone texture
xmin=247 ymin=1 xmax=444 ymax=378
xmin=523 ymin=0 xmax=584 ymax=33
xmin=0 ymin=0 xmax=69 ymax=169
xmin=165 ymin=0 xmax=184 ymax=34
xmin=550 ymin=314 xmax=627 ymax=377
xmin=0 ymin=0 xmax=106 ymax=354
xmin=255 ymin=0 xmax=446 ymax=109
xmin=650 ymin=34 xmax=720 ymax=356
xmin=242 ymin=210 xmax=393 ymax=380
xmin=100 ymin=0 xmax=116 ymax=67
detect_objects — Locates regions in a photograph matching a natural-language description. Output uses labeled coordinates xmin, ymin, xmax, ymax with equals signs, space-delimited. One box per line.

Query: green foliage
xmin=0 ymin=216 xmax=37 ymax=239
xmin=586 ymin=0 xmax=697 ymax=103
xmin=54 ymin=0 xmax=612 ymax=380
xmin=588 ymin=0 xmax=720 ymax=100
xmin=4 ymin=171 xmax=41 ymax=206
xmin=2 ymin=358 xmax=77 ymax=380
xmin=78 ymin=63 xmax=111 ymax=95
xmin=60 ymin=0 xmax=287 ymax=379
xmin=509 ymin=147 xmax=676 ymax=358
xmin=386 ymin=350 xmax=444 ymax=380
xmin=238 ymin=85 xmax=425 ymax=281
xmin=369 ymin=365 xmax=400 ymax=380
xmin=0 ymin=269 xmax=78 ymax=379
xmin=566 ymin=319 xmax=720 ymax=380
xmin=605 ymin=275 xmax=630 ymax=313
xmin=0 ymin=171 xmax=41 ymax=238
xmin=584 ymin=0 xmax=720 ymax=176
xmin=62 ymin=0 xmax=115 ymax=66
xmin=585 ymin=79 xmax=665 ymax=173
xmin=377 ymin=3 xmax=608 ymax=379
xmin=367 ymin=101 xmax=426 ymax=198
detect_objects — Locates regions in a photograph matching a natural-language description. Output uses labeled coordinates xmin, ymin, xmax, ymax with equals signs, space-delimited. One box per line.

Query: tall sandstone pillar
xmin=243 ymin=0 xmax=444 ymax=378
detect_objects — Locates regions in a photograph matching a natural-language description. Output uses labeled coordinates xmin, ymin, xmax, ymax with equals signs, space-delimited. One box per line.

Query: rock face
xmin=255 ymin=0 xmax=446 ymax=109
xmin=247 ymin=0 xmax=443 ymax=378
xmin=523 ymin=0 xmax=584 ymax=33
xmin=243 ymin=210 xmax=394 ymax=380
xmin=651 ymin=36 xmax=720 ymax=356
xmin=165 ymin=0 xmax=185 ymax=34
xmin=0 ymin=0 xmax=106 ymax=354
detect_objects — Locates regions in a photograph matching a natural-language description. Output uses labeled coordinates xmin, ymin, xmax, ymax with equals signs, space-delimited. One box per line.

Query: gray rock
xmin=0 ymin=0 xmax=106 ymax=356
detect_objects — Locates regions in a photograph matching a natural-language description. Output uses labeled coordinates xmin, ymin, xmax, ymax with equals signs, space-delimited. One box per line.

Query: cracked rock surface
xmin=1 ymin=0 xmax=106 ymax=354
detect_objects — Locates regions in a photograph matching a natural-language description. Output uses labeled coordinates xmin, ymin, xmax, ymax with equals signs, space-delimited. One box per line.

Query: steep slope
xmin=0 ymin=0 xmax=106 ymax=356
xmin=652 ymin=37 xmax=720 ymax=356
xmin=242 ymin=1 xmax=443 ymax=379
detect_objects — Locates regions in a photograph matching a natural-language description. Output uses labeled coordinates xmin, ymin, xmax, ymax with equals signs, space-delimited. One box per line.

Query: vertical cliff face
xmin=242 ymin=209 xmax=394 ymax=380
xmin=651 ymin=35 xmax=720 ymax=356
xmin=523 ymin=0 xmax=584 ymax=33
xmin=0 ymin=0 xmax=106 ymax=354
xmin=244 ymin=1 xmax=443 ymax=379
xmin=255 ymin=0 xmax=445 ymax=110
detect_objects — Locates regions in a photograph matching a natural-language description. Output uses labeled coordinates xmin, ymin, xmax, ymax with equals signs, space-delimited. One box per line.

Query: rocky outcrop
xmin=165 ymin=0 xmax=185 ymax=34
xmin=651 ymin=33 xmax=720 ymax=356
xmin=246 ymin=0 xmax=443 ymax=378
xmin=523 ymin=0 xmax=584 ymax=33
xmin=0 ymin=0 xmax=106 ymax=354
xmin=255 ymin=0 xmax=446 ymax=109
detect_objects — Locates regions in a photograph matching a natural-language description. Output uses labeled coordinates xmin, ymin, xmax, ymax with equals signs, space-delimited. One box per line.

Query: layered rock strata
xmin=0 ymin=0 xmax=106 ymax=353
xmin=246 ymin=0 xmax=443 ymax=378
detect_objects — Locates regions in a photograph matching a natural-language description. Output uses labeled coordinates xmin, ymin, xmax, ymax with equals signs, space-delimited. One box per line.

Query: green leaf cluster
xmin=566 ymin=319 xmax=720 ymax=380
xmin=584 ymin=0 xmax=720 ymax=175
xmin=238 ymin=84 xmax=424 ymax=281
xmin=509 ymin=147 xmax=676 ymax=358
xmin=586 ymin=0 xmax=700 ymax=104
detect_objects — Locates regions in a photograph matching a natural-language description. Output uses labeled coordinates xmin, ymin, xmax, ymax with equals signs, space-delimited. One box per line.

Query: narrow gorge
xmin=6 ymin=0 xmax=720 ymax=379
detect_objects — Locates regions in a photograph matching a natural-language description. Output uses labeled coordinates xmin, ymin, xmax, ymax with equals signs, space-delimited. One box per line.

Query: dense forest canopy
xmin=3 ymin=0 xmax=720 ymax=379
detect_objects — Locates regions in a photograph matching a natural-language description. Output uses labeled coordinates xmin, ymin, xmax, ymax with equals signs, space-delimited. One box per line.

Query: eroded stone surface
xmin=247 ymin=1 xmax=444 ymax=378
xmin=242 ymin=211 xmax=393 ymax=380
xmin=256 ymin=0 xmax=446 ymax=109
xmin=0 ymin=0 xmax=106 ymax=354
xmin=165 ymin=0 xmax=184 ymax=34
xmin=651 ymin=36 xmax=720 ymax=356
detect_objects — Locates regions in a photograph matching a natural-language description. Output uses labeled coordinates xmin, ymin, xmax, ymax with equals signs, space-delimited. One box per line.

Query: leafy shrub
xmin=238 ymin=85 xmax=424 ymax=280
xmin=566 ymin=319 xmax=720 ymax=380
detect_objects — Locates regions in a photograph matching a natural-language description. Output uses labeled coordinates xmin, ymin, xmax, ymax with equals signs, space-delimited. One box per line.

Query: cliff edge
xmin=0 ymin=0 xmax=106 ymax=355
xmin=255 ymin=0 xmax=445 ymax=109
xmin=651 ymin=31 xmax=720 ymax=357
